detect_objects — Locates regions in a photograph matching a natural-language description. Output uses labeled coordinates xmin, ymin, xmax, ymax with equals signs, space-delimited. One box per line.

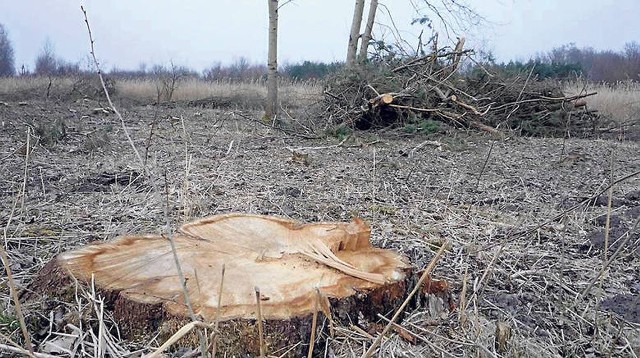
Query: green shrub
xmin=326 ymin=123 xmax=352 ymax=139
xmin=418 ymin=119 xmax=439 ymax=134
xmin=31 ymin=119 xmax=67 ymax=147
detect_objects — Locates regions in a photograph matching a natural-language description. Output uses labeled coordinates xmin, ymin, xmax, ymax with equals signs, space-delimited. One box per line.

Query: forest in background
xmin=1 ymin=22 xmax=639 ymax=84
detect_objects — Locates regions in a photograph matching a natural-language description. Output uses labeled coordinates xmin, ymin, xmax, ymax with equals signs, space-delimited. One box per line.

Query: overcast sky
xmin=1 ymin=0 xmax=639 ymax=73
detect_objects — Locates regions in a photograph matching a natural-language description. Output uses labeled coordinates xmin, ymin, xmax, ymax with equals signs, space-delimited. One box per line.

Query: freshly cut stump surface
xmin=28 ymin=213 xmax=411 ymax=356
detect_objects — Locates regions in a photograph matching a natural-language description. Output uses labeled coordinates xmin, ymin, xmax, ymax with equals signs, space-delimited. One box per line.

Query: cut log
xmin=369 ymin=93 xmax=394 ymax=107
xmin=26 ymin=213 xmax=411 ymax=356
xmin=573 ymin=99 xmax=587 ymax=108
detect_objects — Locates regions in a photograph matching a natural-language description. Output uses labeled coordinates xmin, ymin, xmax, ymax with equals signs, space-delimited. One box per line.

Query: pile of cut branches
xmin=323 ymin=39 xmax=600 ymax=137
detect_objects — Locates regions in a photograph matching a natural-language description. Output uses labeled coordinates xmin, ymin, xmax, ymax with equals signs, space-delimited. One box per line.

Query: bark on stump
xmin=26 ymin=213 xmax=411 ymax=356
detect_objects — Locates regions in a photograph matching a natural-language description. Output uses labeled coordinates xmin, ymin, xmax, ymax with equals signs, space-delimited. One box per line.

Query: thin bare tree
xmin=357 ymin=0 xmax=378 ymax=62
xmin=266 ymin=0 xmax=279 ymax=120
xmin=346 ymin=0 xmax=365 ymax=67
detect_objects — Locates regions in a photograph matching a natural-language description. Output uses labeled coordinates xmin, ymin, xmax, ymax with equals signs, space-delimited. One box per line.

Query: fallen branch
xmin=491 ymin=92 xmax=597 ymax=112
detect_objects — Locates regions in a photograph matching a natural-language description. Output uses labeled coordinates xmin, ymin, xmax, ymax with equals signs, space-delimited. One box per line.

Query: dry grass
xmin=566 ymin=80 xmax=640 ymax=130
xmin=116 ymin=77 xmax=322 ymax=106
xmin=0 ymin=76 xmax=322 ymax=111
xmin=0 ymin=76 xmax=87 ymax=101
xmin=0 ymin=76 xmax=76 ymax=94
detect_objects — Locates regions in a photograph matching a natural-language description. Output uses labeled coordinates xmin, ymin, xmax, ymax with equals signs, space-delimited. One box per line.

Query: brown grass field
xmin=0 ymin=76 xmax=639 ymax=357
xmin=565 ymin=80 xmax=640 ymax=139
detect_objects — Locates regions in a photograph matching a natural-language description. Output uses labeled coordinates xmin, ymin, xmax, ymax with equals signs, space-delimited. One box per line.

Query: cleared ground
xmin=0 ymin=96 xmax=639 ymax=356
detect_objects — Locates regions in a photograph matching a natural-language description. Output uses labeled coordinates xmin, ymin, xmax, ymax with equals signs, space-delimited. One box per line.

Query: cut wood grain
xmin=26 ymin=213 xmax=412 ymax=356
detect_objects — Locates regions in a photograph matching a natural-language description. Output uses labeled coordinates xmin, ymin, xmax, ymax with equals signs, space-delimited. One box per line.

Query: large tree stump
xmin=26 ymin=213 xmax=411 ymax=356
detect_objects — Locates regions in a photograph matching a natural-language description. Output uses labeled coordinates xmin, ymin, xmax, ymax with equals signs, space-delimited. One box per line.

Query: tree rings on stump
xmin=26 ymin=213 xmax=411 ymax=356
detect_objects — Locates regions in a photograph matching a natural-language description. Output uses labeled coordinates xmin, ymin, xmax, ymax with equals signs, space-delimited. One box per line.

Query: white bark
xmin=346 ymin=0 xmax=365 ymax=67
xmin=266 ymin=0 xmax=278 ymax=119
xmin=357 ymin=0 xmax=378 ymax=62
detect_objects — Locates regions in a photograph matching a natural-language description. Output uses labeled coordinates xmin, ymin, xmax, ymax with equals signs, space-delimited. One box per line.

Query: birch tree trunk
xmin=266 ymin=0 xmax=278 ymax=120
xmin=346 ymin=0 xmax=365 ymax=67
xmin=357 ymin=0 xmax=378 ymax=62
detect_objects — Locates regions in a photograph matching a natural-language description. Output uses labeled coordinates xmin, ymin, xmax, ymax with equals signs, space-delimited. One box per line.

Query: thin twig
xmin=515 ymin=168 xmax=640 ymax=239
xmin=210 ymin=264 xmax=225 ymax=357
xmin=0 ymin=247 xmax=33 ymax=354
xmin=255 ymin=287 xmax=266 ymax=358
xmin=578 ymin=216 xmax=640 ymax=300
xmin=506 ymin=64 xmax=535 ymax=120
xmin=0 ymin=129 xmax=34 ymax=355
xmin=473 ymin=245 xmax=503 ymax=299
xmin=143 ymin=113 xmax=158 ymax=168
xmin=148 ymin=321 xmax=213 ymax=358
xmin=19 ymin=127 xmax=31 ymax=215
xmin=603 ymin=148 xmax=615 ymax=260
xmin=362 ymin=242 xmax=448 ymax=357
xmin=88 ymin=276 xmax=107 ymax=358
xmin=307 ymin=289 xmax=319 ymax=358
xmin=80 ymin=6 xmax=207 ymax=356
xmin=0 ymin=343 xmax=54 ymax=358
xmin=490 ymin=92 xmax=597 ymax=112
xmin=474 ymin=141 xmax=495 ymax=190
xmin=458 ymin=267 xmax=469 ymax=327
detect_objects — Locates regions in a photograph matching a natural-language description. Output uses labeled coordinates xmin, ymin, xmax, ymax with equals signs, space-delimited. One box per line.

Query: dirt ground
xmin=1 ymin=98 xmax=639 ymax=357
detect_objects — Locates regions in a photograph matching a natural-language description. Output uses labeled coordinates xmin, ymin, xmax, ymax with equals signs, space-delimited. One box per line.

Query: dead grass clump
xmin=28 ymin=118 xmax=68 ymax=147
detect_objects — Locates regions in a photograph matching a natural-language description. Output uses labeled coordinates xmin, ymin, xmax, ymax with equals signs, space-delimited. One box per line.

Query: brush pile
xmin=323 ymin=38 xmax=601 ymax=137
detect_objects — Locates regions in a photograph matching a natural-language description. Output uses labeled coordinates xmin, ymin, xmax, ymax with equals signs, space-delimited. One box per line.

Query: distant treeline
xmin=1 ymin=21 xmax=638 ymax=84
xmin=485 ymin=42 xmax=640 ymax=83
xmin=18 ymin=43 xmax=640 ymax=84
xmin=14 ymin=53 xmax=344 ymax=83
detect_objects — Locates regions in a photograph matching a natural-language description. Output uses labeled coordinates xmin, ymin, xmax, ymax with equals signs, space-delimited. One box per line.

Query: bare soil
xmin=1 ymin=98 xmax=639 ymax=357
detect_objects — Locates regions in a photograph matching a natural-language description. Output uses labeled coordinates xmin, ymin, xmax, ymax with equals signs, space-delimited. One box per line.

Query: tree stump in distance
xmin=27 ymin=213 xmax=412 ymax=356
xmin=369 ymin=93 xmax=394 ymax=107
